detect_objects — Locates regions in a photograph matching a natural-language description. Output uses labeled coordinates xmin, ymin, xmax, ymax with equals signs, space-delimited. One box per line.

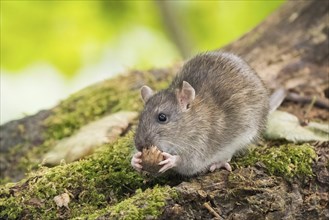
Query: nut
xmin=141 ymin=146 xmax=164 ymax=174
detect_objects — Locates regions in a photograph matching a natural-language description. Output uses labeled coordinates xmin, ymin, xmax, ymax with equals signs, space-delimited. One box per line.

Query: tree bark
xmin=224 ymin=0 xmax=328 ymax=97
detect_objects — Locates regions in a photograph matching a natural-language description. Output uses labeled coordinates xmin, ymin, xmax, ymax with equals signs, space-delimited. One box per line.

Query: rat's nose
xmin=134 ymin=138 xmax=144 ymax=151
xmin=134 ymin=135 xmax=154 ymax=151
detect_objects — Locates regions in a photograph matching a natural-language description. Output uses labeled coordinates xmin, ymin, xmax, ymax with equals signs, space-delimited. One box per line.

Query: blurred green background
xmin=0 ymin=0 xmax=284 ymax=124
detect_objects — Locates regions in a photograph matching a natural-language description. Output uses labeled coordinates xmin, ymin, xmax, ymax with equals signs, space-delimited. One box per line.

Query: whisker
xmin=163 ymin=139 xmax=205 ymax=158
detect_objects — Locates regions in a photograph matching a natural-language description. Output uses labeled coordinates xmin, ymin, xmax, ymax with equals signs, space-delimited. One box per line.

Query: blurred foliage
xmin=1 ymin=1 xmax=284 ymax=77
xmin=184 ymin=1 xmax=285 ymax=50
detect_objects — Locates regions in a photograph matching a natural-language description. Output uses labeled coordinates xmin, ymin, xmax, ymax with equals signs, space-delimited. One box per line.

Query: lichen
xmin=234 ymin=144 xmax=317 ymax=178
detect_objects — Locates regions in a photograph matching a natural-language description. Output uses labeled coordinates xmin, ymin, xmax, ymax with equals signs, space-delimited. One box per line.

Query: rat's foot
xmin=209 ymin=161 xmax=232 ymax=172
xmin=158 ymin=152 xmax=181 ymax=173
xmin=131 ymin=151 xmax=142 ymax=172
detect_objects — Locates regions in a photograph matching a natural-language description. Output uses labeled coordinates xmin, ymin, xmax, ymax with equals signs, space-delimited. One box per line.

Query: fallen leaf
xmin=44 ymin=111 xmax=138 ymax=165
xmin=265 ymin=110 xmax=329 ymax=142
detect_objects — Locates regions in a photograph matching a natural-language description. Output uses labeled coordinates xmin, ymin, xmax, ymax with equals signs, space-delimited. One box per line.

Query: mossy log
xmin=1 ymin=0 xmax=328 ymax=219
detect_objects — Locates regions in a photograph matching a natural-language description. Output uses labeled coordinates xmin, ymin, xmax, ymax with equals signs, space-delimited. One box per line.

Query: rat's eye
xmin=157 ymin=113 xmax=168 ymax=123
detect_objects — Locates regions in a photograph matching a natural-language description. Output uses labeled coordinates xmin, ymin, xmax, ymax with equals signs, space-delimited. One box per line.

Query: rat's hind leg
xmin=209 ymin=160 xmax=232 ymax=172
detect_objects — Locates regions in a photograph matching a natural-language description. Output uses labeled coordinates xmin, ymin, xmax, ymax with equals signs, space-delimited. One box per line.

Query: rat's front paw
xmin=158 ymin=152 xmax=181 ymax=173
xmin=131 ymin=151 xmax=142 ymax=172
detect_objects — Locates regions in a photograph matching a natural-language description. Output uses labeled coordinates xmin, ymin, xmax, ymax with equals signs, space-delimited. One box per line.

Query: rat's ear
xmin=177 ymin=81 xmax=195 ymax=111
xmin=141 ymin=85 xmax=154 ymax=103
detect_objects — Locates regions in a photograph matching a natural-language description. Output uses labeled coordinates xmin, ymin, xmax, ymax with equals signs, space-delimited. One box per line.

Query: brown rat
xmin=131 ymin=51 xmax=269 ymax=176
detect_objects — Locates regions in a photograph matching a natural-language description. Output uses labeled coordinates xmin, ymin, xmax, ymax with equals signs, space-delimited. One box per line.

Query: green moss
xmin=75 ymin=185 xmax=177 ymax=220
xmin=1 ymin=143 xmax=35 ymax=185
xmin=234 ymin=144 xmax=317 ymax=178
xmin=0 ymin=133 xmax=147 ymax=219
xmin=0 ymin=196 xmax=23 ymax=219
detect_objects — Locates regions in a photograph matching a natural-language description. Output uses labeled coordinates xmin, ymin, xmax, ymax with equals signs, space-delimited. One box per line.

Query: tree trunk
xmin=0 ymin=0 xmax=328 ymax=219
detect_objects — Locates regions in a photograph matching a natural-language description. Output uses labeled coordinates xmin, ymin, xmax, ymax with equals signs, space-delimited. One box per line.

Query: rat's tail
xmin=269 ymin=88 xmax=287 ymax=113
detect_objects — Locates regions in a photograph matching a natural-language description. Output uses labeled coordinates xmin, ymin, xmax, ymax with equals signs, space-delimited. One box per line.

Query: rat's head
xmin=134 ymin=81 xmax=195 ymax=154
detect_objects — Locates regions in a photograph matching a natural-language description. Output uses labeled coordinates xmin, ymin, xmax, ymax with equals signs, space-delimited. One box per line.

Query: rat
xmin=131 ymin=51 xmax=271 ymax=176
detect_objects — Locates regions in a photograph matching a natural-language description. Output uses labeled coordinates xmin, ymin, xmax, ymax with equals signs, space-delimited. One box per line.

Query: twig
xmin=304 ymin=95 xmax=317 ymax=119
xmin=203 ymin=202 xmax=221 ymax=218
xmin=156 ymin=1 xmax=191 ymax=58
xmin=285 ymin=92 xmax=329 ymax=110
